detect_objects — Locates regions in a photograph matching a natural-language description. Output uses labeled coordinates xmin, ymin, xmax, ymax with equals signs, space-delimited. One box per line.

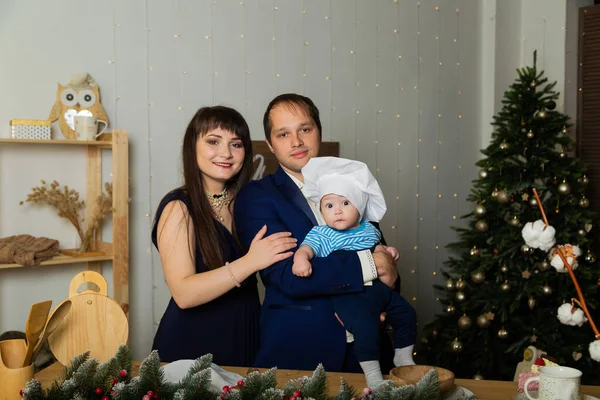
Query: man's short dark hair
xmin=263 ymin=93 xmax=322 ymax=143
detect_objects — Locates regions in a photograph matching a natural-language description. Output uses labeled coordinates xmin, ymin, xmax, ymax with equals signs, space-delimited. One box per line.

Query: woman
xmin=152 ymin=106 xmax=297 ymax=366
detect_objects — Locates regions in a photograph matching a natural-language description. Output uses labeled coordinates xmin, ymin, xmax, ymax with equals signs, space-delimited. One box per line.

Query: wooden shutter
xmin=577 ymin=5 xmax=600 ymax=253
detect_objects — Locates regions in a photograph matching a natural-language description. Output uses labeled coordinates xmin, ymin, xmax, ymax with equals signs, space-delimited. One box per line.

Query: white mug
xmin=74 ymin=115 xmax=108 ymax=141
xmin=524 ymin=366 xmax=581 ymax=400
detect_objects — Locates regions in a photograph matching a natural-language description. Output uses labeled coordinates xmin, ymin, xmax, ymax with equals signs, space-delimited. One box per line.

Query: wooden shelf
xmin=0 ymin=252 xmax=113 ymax=270
xmin=0 ymin=133 xmax=116 ymax=148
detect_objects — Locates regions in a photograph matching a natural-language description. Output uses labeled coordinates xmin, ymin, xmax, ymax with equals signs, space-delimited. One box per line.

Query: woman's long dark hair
xmin=181 ymin=106 xmax=253 ymax=270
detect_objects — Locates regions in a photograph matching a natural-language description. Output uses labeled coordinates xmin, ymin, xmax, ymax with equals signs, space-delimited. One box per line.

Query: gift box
xmin=10 ymin=119 xmax=51 ymax=140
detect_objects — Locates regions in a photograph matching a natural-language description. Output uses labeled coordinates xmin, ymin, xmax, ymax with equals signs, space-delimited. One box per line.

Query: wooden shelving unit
xmin=0 ymin=131 xmax=129 ymax=316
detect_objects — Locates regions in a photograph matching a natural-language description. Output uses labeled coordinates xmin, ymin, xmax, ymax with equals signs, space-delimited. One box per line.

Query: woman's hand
xmin=244 ymin=225 xmax=297 ymax=271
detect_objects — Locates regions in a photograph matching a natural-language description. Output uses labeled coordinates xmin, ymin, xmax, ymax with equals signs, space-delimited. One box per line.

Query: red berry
xmin=237 ymin=380 xmax=244 ymax=387
xmin=147 ymin=391 xmax=154 ymax=397
xmin=119 ymin=369 xmax=127 ymax=377
xmin=535 ymin=357 xmax=545 ymax=366
xmin=143 ymin=396 xmax=151 ymax=400
xmin=112 ymin=378 xmax=118 ymax=385
xmin=293 ymin=391 xmax=301 ymax=397
xmin=103 ymin=397 xmax=110 ymax=400
xmin=95 ymin=388 xmax=103 ymax=395
xmin=222 ymin=386 xmax=230 ymax=392
xmin=19 ymin=390 xmax=23 ymax=397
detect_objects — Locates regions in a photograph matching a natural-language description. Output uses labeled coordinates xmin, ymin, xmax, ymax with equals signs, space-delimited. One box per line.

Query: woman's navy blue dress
xmin=151 ymin=188 xmax=260 ymax=366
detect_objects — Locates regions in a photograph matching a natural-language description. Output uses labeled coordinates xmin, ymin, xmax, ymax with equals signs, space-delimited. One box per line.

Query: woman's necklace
xmin=205 ymin=188 xmax=231 ymax=222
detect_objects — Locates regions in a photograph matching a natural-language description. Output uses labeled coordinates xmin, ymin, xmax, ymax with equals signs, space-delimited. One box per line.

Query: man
xmin=234 ymin=93 xmax=406 ymax=373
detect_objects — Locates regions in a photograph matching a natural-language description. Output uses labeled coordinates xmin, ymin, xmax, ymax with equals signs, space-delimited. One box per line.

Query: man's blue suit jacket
xmin=234 ymin=167 xmax=370 ymax=372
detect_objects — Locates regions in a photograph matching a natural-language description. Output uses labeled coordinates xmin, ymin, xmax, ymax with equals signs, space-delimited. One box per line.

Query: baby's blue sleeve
xmin=300 ymin=228 xmax=328 ymax=258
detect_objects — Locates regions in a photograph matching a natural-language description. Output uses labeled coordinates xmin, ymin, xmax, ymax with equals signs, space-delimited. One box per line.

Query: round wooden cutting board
xmin=48 ymin=271 xmax=128 ymax=365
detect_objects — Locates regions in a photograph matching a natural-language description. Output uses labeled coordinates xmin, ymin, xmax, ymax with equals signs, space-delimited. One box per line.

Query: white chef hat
xmin=302 ymin=156 xmax=387 ymax=222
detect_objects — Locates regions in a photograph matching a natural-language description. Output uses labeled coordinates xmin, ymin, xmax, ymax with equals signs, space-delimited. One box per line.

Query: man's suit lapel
xmin=274 ymin=167 xmax=318 ymax=226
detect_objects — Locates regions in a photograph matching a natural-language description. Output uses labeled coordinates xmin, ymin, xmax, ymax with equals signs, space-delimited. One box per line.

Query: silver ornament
xmin=446 ymin=304 xmax=456 ymax=314
xmin=579 ymin=197 xmax=590 ymax=208
xmin=479 ymin=170 xmax=488 ymax=179
xmin=455 ymin=279 xmax=466 ymax=290
xmin=530 ymin=81 xmax=537 ymax=87
xmin=585 ymin=251 xmax=597 ymax=263
xmin=445 ymin=279 xmax=455 ymax=291
xmin=509 ymin=216 xmax=520 ymax=227
xmin=471 ymin=271 xmax=485 ymax=284
xmin=499 ymin=142 xmax=509 ymax=150
xmin=477 ymin=315 xmax=490 ymax=328
xmin=455 ymin=291 xmax=466 ymax=302
xmin=500 ymin=264 xmax=508 ymax=273
xmin=469 ymin=247 xmax=480 ymax=257
xmin=558 ymin=181 xmax=572 ymax=195
xmin=582 ymin=175 xmax=589 ymax=184
xmin=491 ymin=189 xmax=499 ymax=197
xmin=497 ymin=190 xmax=509 ymax=204
xmin=578 ymin=229 xmax=587 ymax=237
xmin=528 ymin=296 xmax=536 ymax=310
xmin=458 ymin=315 xmax=472 ymax=330
xmin=474 ymin=204 xmax=487 ymax=216
xmin=451 ymin=338 xmax=463 ymax=353
xmin=559 ymin=152 xmax=566 ymax=159
xmin=521 ymin=244 xmax=532 ymax=254
xmin=529 ymin=197 xmax=538 ymax=207
xmin=542 ymin=285 xmax=552 ymax=295
xmin=498 ymin=328 xmax=509 ymax=339
xmin=500 ymin=281 xmax=511 ymax=292
xmin=475 ymin=220 xmax=489 ymax=232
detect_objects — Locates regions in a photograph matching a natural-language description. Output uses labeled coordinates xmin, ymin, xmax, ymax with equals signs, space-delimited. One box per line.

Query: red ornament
xmin=143 ymin=396 xmax=151 ymax=400
xmin=222 ymin=386 xmax=230 ymax=392
xmin=237 ymin=380 xmax=244 ymax=387
xmin=111 ymin=378 xmax=118 ymax=385
xmin=293 ymin=391 xmax=301 ymax=397
xmin=119 ymin=369 xmax=127 ymax=377
xmin=102 ymin=396 xmax=110 ymax=400
xmin=535 ymin=357 xmax=545 ymax=366
xmin=147 ymin=391 xmax=154 ymax=397
xmin=95 ymin=388 xmax=103 ymax=395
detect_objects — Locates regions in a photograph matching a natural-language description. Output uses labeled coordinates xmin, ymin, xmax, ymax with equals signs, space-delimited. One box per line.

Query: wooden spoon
xmin=27 ymin=300 xmax=72 ymax=367
xmin=21 ymin=300 xmax=52 ymax=367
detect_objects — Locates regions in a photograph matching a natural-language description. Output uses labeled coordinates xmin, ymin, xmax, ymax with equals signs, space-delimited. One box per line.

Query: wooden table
xmin=35 ymin=362 xmax=600 ymax=400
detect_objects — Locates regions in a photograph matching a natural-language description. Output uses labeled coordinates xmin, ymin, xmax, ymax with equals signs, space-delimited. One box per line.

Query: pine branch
xmin=413 ymin=368 xmax=440 ymax=400
xmin=178 ymin=353 xmax=213 ymax=387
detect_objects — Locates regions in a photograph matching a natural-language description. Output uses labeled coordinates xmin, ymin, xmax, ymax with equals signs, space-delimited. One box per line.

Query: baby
xmin=293 ymin=156 xmax=417 ymax=388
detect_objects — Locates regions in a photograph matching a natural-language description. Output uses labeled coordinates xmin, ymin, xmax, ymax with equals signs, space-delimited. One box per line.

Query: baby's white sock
xmin=393 ymin=345 xmax=416 ymax=366
xmin=359 ymin=360 xmax=384 ymax=388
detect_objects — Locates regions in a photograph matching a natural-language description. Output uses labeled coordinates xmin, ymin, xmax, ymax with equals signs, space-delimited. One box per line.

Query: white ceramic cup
xmin=74 ymin=115 xmax=108 ymax=141
xmin=524 ymin=366 xmax=581 ymax=400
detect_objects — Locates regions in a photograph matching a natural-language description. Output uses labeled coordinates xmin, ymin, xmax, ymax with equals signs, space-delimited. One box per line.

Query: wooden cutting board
xmin=48 ymin=271 xmax=128 ymax=365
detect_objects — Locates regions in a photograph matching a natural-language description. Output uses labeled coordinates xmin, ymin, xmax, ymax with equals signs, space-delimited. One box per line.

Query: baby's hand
xmin=376 ymin=245 xmax=400 ymax=262
xmin=292 ymin=256 xmax=313 ymax=277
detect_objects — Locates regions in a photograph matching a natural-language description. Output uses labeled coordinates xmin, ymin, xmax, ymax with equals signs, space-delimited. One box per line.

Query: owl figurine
xmin=48 ymin=73 xmax=109 ymax=139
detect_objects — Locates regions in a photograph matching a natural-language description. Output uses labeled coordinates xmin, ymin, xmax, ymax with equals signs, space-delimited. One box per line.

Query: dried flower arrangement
xmin=20 ymin=180 xmax=113 ymax=253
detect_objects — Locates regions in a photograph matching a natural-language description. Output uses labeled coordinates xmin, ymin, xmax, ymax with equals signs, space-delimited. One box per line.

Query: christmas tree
xmin=419 ymin=51 xmax=600 ymax=384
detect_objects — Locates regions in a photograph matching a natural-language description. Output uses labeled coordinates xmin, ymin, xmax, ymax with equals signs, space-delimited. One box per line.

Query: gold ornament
xmin=475 ymin=220 xmax=489 ymax=232
xmin=582 ymin=175 xmax=589 ymax=184
xmin=498 ymin=328 xmax=509 ymax=339
xmin=559 ymin=151 xmax=566 ymax=158
xmin=493 ymin=248 xmax=500 ymax=255
xmin=500 ymin=264 xmax=508 ymax=273
xmin=542 ymin=285 xmax=552 ymax=295
xmin=432 ymin=329 xmax=439 ymax=337
xmin=527 ymin=130 xmax=534 ymax=139
xmin=471 ymin=271 xmax=485 ymax=284
xmin=578 ymin=229 xmax=587 ymax=237
xmin=420 ymin=337 xmax=429 ymax=344
xmin=451 ymin=338 xmax=463 ymax=353
xmin=474 ymin=204 xmax=487 ymax=216
xmin=522 ymin=269 xmax=531 ymax=279
xmin=500 ymin=281 xmax=510 ymax=292
xmin=473 ymin=374 xmax=484 ymax=380
xmin=478 ymin=170 xmax=488 ymax=179
xmin=445 ymin=279 xmax=455 ymax=291
xmin=521 ymin=193 xmax=529 ymax=201
xmin=579 ymin=197 xmax=590 ymax=208
xmin=558 ymin=181 xmax=572 ymax=195
xmin=562 ymin=125 xmax=568 ymax=134
xmin=458 ymin=315 xmax=472 ymax=329
xmin=528 ymin=297 xmax=536 ymax=309
xmin=537 ymin=110 xmax=547 ymax=119
xmin=477 ymin=314 xmax=490 ymax=328
xmin=546 ymin=100 xmax=556 ymax=110
xmin=509 ymin=216 xmax=520 ymax=227
xmin=521 ymin=244 xmax=532 ymax=254
xmin=537 ymin=260 xmax=550 ymax=271
xmin=499 ymin=141 xmax=509 ymax=150
xmin=497 ymin=190 xmax=509 ymax=204
xmin=530 ymin=81 xmax=537 ymax=87
xmin=446 ymin=304 xmax=456 ymax=314
xmin=529 ymin=197 xmax=538 ymax=207
xmin=584 ymin=251 xmax=596 ymax=263
xmin=205 ymin=188 xmax=231 ymax=222
xmin=469 ymin=247 xmax=480 ymax=257
xmin=455 ymin=279 xmax=466 ymax=290
xmin=521 ymin=118 xmax=526 ymax=126
xmin=492 ymin=188 xmax=499 ymax=197
xmin=555 ymin=208 xmax=560 ymax=214
xmin=455 ymin=291 xmax=466 ymax=302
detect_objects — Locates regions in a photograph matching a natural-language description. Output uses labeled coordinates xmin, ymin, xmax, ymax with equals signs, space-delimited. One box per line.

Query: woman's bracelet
xmin=226 ymin=262 xmax=241 ymax=288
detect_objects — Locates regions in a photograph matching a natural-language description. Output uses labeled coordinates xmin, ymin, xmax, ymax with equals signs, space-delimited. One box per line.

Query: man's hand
xmin=373 ymin=247 xmax=398 ymax=288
